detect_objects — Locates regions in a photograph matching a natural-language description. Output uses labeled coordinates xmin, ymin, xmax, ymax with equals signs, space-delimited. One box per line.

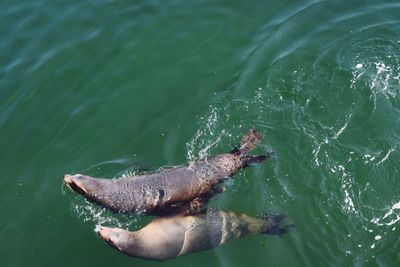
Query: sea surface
xmin=1 ymin=0 xmax=400 ymax=266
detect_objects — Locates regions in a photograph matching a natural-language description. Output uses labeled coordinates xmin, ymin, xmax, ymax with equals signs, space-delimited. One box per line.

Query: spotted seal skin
xmin=64 ymin=128 xmax=270 ymax=214
xmin=97 ymin=210 xmax=291 ymax=260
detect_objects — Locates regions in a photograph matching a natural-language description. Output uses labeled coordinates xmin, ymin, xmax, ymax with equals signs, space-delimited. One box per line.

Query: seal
xmin=97 ymin=210 xmax=291 ymax=260
xmin=64 ymin=128 xmax=271 ymax=214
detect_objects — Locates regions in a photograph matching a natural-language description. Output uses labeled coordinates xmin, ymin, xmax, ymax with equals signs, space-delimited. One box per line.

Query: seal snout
xmin=97 ymin=226 xmax=110 ymax=240
xmin=63 ymin=174 xmax=88 ymax=195
xmin=63 ymin=174 xmax=74 ymax=186
xmin=97 ymin=226 xmax=122 ymax=251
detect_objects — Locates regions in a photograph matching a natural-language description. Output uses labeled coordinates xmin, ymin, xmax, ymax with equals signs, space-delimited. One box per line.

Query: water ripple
xmin=196 ymin=1 xmax=400 ymax=263
xmin=3 ymin=0 xmax=400 ymax=265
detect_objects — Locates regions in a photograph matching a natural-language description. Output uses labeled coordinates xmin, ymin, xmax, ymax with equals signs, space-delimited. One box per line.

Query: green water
xmin=1 ymin=0 xmax=400 ymax=266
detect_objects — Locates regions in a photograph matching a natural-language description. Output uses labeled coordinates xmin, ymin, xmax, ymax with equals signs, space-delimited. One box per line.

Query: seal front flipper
xmin=177 ymin=184 xmax=226 ymax=215
xmin=153 ymin=183 xmax=226 ymax=216
xmin=153 ymin=194 xmax=211 ymax=217
xmin=182 ymin=184 xmax=227 ymax=215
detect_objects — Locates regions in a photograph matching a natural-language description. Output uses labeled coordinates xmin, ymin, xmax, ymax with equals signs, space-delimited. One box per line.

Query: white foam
xmin=186 ymin=106 xmax=226 ymax=163
xmin=377 ymin=148 xmax=394 ymax=165
xmin=344 ymin=189 xmax=356 ymax=213
xmin=371 ymin=201 xmax=400 ymax=226
xmin=350 ymin=60 xmax=400 ymax=99
xmin=72 ymin=199 xmax=138 ymax=228
xmin=333 ymin=113 xmax=352 ymax=140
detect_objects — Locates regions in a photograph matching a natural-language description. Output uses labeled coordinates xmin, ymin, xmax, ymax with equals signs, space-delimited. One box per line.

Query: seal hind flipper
xmin=264 ymin=223 xmax=294 ymax=237
xmin=231 ymin=128 xmax=264 ymax=156
xmin=262 ymin=212 xmax=294 ymax=237
xmin=241 ymin=152 xmax=273 ymax=167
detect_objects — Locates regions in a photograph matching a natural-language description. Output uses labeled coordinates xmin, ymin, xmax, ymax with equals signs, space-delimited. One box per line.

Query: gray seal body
xmin=64 ymin=129 xmax=269 ymax=214
xmin=97 ymin=210 xmax=290 ymax=260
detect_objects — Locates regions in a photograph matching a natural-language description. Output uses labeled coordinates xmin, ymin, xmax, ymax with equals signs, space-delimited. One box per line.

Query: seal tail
xmin=231 ymin=128 xmax=264 ymax=156
xmin=262 ymin=212 xmax=294 ymax=237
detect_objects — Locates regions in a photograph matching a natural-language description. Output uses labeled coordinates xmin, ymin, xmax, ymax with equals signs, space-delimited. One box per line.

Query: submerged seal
xmin=64 ymin=128 xmax=270 ymax=214
xmin=97 ymin=210 xmax=290 ymax=260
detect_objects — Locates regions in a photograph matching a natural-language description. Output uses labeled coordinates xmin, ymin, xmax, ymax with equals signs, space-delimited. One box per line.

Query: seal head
xmin=97 ymin=226 xmax=127 ymax=252
xmin=64 ymin=174 xmax=118 ymax=210
xmin=64 ymin=174 xmax=91 ymax=196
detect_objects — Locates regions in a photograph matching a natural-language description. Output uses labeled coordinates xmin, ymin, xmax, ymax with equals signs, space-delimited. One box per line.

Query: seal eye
xmin=158 ymin=189 xmax=165 ymax=200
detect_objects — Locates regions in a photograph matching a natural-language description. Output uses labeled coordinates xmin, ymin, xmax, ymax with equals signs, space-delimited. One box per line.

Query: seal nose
xmin=97 ymin=226 xmax=122 ymax=251
xmin=64 ymin=174 xmax=73 ymax=185
xmin=63 ymin=174 xmax=88 ymax=195
xmin=97 ymin=226 xmax=111 ymax=240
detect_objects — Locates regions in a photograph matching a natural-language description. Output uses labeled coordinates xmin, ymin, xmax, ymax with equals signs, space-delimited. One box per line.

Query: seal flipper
xmin=241 ymin=151 xmax=274 ymax=167
xmin=153 ymin=184 xmax=225 ymax=216
xmin=231 ymin=128 xmax=264 ymax=156
xmin=262 ymin=212 xmax=294 ymax=237
xmin=182 ymin=184 xmax=226 ymax=215
xmin=153 ymin=197 xmax=208 ymax=216
xmin=242 ymin=155 xmax=267 ymax=167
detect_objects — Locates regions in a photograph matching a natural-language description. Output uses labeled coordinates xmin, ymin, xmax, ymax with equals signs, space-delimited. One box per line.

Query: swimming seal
xmin=97 ymin=210 xmax=290 ymax=260
xmin=64 ymin=128 xmax=270 ymax=214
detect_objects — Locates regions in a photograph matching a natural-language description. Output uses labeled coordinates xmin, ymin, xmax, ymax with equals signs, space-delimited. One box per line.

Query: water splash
xmin=330 ymin=164 xmax=358 ymax=214
xmin=72 ymin=198 xmax=139 ymax=229
xmin=186 ymin=106 xmax=231 ymax=163
xmin=351 ymin=60 xmax=400 ymax=101
xmin=69 ymin=167 xmax=150 ymax=229
xmin=371 ymin=201 xmax=400 ymax=226
xmin=185 ymin=86 xmax=275 ymax=164
xmin=361 ymin=149 xmax=395 ymax=166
